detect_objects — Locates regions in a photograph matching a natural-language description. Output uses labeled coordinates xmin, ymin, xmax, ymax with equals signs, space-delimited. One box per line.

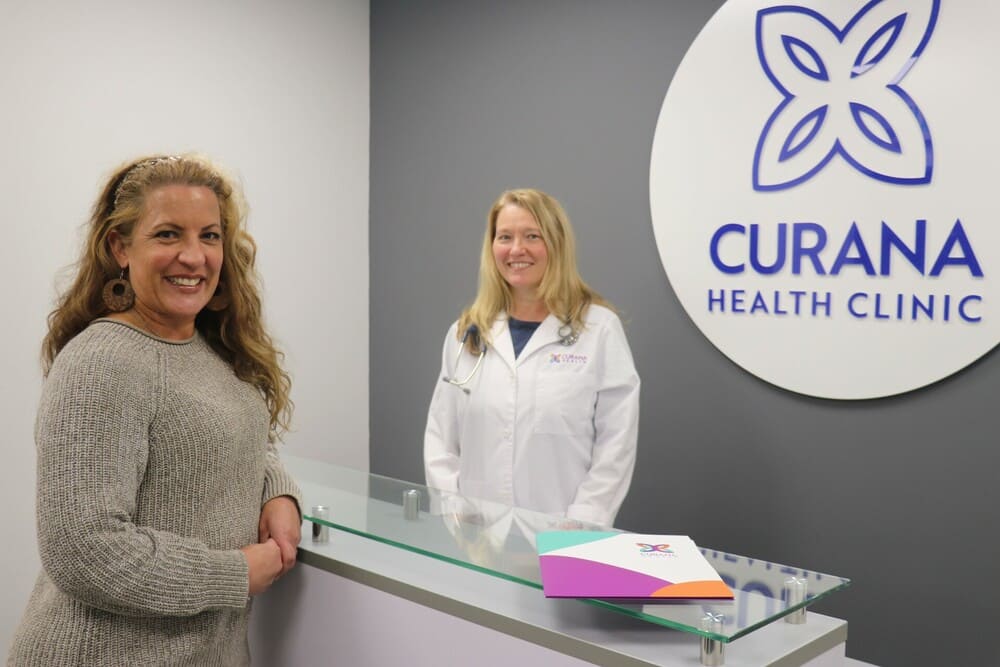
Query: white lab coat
xmin=424 ymin=304 xmax=640 ymax=527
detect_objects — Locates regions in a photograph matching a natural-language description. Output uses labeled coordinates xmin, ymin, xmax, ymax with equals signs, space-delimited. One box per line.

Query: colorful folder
xmin=537 ymin=532 xmax=734 ymax=600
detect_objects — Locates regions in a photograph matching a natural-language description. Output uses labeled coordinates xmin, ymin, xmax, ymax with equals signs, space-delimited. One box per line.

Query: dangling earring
xmin=206 ymin=282 xmax=231 ymax=312
xmin=102 ymin=269 xmax=135 ymax=312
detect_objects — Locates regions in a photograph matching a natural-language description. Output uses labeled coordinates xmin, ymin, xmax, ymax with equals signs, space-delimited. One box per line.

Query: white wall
xmin=0 ymin=0 xmax=369 ymax=655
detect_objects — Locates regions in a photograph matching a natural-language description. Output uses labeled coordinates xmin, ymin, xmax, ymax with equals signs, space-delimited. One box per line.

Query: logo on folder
xmin=636 ymin=543 xmax=676 ymax=557
xmin=649 ymin=0 xmax=1000 ymax=399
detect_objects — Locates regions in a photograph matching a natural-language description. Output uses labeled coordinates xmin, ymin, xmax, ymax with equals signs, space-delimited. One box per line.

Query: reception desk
xmin=249 ymin=458 xmax=858 ymax=666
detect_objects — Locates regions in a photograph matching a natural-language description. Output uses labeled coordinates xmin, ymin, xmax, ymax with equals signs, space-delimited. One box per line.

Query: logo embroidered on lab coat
xmin=548 ymin=352 xmax=588 ymax=365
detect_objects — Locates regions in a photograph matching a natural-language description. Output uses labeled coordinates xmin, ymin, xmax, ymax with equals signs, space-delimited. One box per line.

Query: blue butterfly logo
xmin=752 ymin=0 xmax=940 ymax=191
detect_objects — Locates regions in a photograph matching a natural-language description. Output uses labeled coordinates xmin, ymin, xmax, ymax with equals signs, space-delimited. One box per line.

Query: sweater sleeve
xmin=34 ymin=339 xmax=250 ymax=617
xmin=262 ymin=440 xmax=303 ymax=516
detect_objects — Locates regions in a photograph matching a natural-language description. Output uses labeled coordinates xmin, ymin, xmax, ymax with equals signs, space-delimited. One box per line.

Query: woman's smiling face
xmin=492 ymin=204 xmax=548 ymax=296
xmin=110 ymin=184 xmax=223 ymax=338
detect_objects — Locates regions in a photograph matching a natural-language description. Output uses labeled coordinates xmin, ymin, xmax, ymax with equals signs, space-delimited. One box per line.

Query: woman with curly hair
xmin=9 ymin=154 xmax=301 ymax=666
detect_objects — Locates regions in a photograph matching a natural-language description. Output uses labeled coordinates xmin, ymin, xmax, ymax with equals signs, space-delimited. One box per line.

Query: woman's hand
xmin=241 ymin=538 xmax=283 ymax=595
xmin=259 ymin=495 xmax=302 ymax=575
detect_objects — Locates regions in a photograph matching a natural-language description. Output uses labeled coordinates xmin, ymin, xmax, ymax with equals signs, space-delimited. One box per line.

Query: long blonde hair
xmin=42 ymin=154 xmax=292 ymax=438
xmin=457 ymin=188 xmax=610 ymax=354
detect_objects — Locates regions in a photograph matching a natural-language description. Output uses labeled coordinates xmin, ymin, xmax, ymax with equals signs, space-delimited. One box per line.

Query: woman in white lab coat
xmin=424 ymin=189 xmax=640 ymax=528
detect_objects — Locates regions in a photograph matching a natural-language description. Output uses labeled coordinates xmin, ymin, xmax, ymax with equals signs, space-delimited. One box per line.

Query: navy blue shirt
xmin=508 ymin=317 xmax=542 ymax=358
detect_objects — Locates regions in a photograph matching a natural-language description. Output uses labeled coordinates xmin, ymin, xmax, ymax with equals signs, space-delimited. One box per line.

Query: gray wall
xmin=369 ymin=2 xmax=1000 ymax=666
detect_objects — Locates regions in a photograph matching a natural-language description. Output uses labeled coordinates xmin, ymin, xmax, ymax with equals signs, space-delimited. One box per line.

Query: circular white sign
xmin=650 ymin=0 xmax=1000 ymax=399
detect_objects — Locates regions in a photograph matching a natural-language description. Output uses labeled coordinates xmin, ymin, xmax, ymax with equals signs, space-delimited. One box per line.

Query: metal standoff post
xmin=700 ymin=612 xmax=725 ymax=666
xmin=784 ymin=576 xmax=808 ymax=624
xmin=403 ymin=489 xmax=421 ymax=521
xmin=311 ymin=505 xmax=330 ymax=544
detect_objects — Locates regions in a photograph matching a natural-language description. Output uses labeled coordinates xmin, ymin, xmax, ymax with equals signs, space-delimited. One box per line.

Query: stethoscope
xmin=442 ymin=325 xmax=486 ymax=394
xmin=442 ymin=320 xmax=579 ymax=393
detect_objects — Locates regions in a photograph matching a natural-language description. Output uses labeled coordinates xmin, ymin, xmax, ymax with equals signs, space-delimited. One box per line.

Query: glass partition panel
xmin=286 ymin=456 xmax=849 ymax=642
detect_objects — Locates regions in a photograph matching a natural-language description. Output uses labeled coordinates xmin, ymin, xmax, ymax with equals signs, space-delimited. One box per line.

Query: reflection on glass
xmin=434 ymin=490 xmax=606 ymax=581
xmin=288 ymin=456 xmax=849 ymax=642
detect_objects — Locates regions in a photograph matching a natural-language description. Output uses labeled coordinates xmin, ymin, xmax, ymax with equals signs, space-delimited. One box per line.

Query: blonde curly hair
xmin=42 ymin=154 xmax=292 ymax=438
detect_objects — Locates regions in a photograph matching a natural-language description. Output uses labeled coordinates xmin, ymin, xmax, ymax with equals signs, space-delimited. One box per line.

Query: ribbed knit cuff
xmin=198 ymin=549 xmax=251 ymax=609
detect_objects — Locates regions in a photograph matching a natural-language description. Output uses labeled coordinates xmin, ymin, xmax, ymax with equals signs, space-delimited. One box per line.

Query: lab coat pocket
xmin=532 ymin=364 xmax=596 ymax=436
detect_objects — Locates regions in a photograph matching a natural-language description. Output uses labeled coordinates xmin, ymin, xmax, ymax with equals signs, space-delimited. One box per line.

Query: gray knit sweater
xmin=8 ymin=320 xmax=302 ymax=666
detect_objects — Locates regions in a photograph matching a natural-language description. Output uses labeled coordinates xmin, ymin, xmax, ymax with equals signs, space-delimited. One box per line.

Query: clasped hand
xmin=241 ymin=495 xmax=302 ymax=595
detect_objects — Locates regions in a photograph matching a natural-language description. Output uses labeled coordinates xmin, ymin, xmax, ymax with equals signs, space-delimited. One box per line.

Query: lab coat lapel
xmin=489 ymin=317 xmax=516 ymax=370
xmin=515 ymin=314 xmax=561 ymax=366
